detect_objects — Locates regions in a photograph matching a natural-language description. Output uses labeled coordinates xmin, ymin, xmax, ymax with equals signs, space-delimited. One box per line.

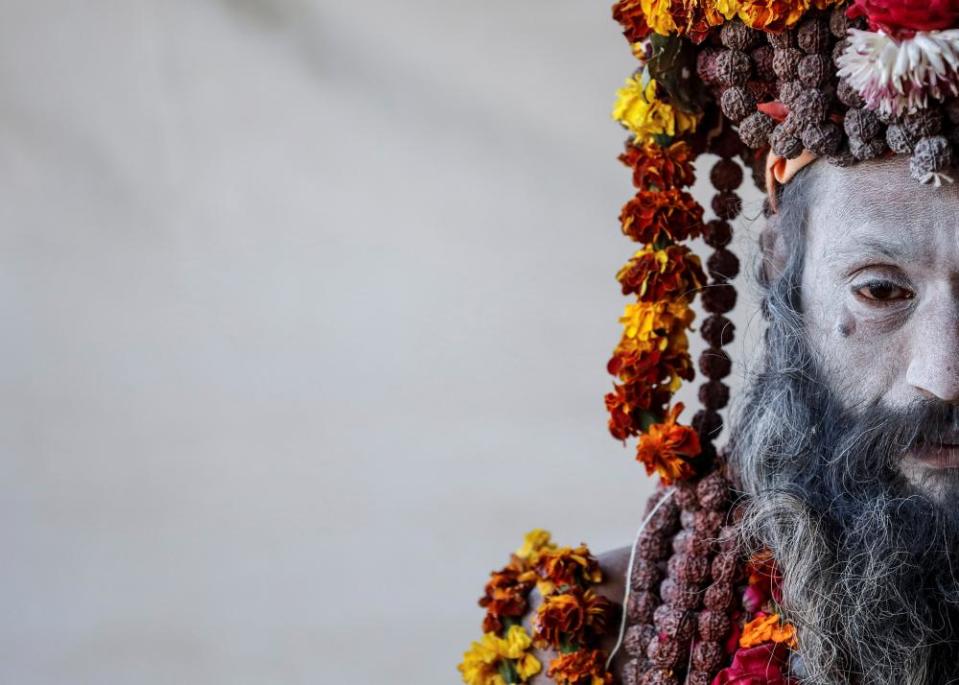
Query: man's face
xmin=801 ymin=157 xmax=959 ymax=500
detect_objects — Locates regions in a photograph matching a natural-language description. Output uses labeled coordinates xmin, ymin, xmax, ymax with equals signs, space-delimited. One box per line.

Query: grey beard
xmin=731 ymin=347 xmax=959 ymax=685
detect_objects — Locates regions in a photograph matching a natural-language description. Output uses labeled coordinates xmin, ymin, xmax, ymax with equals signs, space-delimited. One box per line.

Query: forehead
xmin=804 ymin=158 xmax=959 ymax=264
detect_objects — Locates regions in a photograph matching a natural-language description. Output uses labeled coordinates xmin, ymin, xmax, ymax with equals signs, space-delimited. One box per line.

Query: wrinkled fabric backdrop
xmin=0 ymin=1 xmax=761 ymax=682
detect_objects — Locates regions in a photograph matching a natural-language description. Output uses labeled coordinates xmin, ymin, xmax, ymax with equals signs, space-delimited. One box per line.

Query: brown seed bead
xmin=648 ymin=514 xmax=680 ymax=540
xmin=797 ymin=16 xmax=831 ymax=54
xmin=654 ymin=605 xmax=695 ymax=641
xmin=720 ymin=86 xmax=756 ymax=123
xmin=697 ymin=48 xmax=723 ymax=88
xmin=673 ymin=480 xmax=699 ymax=509
xmin=632 ymin=560 xmax=664 ymax=590
xmin=640 ymin=668 xmax=679 ymax=685
xmin=911 ymin=135 xmax=953 ymax=181
xmin=696 ymin=471 xmax=729 ymax=511
xmin=713 ymin=125 xmax=746 ymax=159
xmin=692 ymin=640 xmax=725 ymax=671
xmin=671 ymin=581 xmax=703 ymax=610
xmin=693 ymin=409 xmax=724 ymax=441
xmin=770 ymin=123 xmax=803 ymax=159
xmin=699 ymin=380 xmax=730 ymax=410
xmin=721 ymin=21 xmax=759 ymax=50
xmin=903 ymin=107 xmax=944 ymax=138
xmin=701 ymin=284 xmax=738 ymax=315
xmin=718 ymin=525 xmax=741 ymax=551
xmin=693 ymin=509 xmax=725 ymax=537
xmin=698 ymin=610 xmax=732 ymax=641
xmin=679 ymin=553 xmax=711 ymax=584
xmin=703 ymin=219 xmax=733 ymax=248
xmin=849 ymin=135 xmax=887 ymax=161
xmin=701 ymin=314 xmax=735 ymax=347
xmin=837 ymin=78 xmax=865 ymax=108
xmin=703 ymin=581 xmax=734 ymax=611
xmin=628 ymin=590 xmax=659 ymax=624
xmin=624 ymin=623 xmax=657 ymax=657
xmin=738 ymin=111 xmax=776 ymax=148
xmin=699 ymin=348 xmax=732 ymax=380
xmin=710 ymin=159 xmax=743 ymax=191
xmin=791 ymin=89 xmax=829 ymax=126
xmin=680 ymin=509 xmax=697 ymax=530
xmin=830 ymin=4 xmax=851 ymax=37
xmin=767 ymin=29 xmax=796 ymax=49
xmin=716 ymin=49 xmax=753 ymax=87
xmin=710 ymin=551 xmax=740 ymax=583
xmin=711 ymin=190 xmax=743 ymax=220
xmin=802 ymin=120 xmax=842 ymax=156
xmin=672 ymin=530 xmax=692 ymax=555
xmin=648 ymin=634 xmax=687 ymax=669
xmin=778 ymin=79 xmax=804 ymax=105
xmin=772 ymin=47 xmax=804 ymax=80
xmin=886 ymin=123 xmax=917 ymax=154
xmin=708 ymin=247 xmax=740 ymax=281
xmin=638 ymin=529 xmax=671 ymax=561
xmin=621 ymin=658 xmax=642 ymax=685
xmin=844 ymin=107 xmax=883 ymax=140
xmin=827 ymin=143 xmax=857 ymax=167
xmin=751 ymin=45 xmax=776 ymax=81
xmin=831 ymin=38 xmax=848 ymax=68
xmin=686 ymin=671 xmax=712 ymax=685
xmin=798 ymin=54 xmax=831 ymax=87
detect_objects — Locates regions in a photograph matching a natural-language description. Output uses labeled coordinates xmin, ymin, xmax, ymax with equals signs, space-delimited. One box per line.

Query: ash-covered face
xmin=800 ymin=157 xmax=959 ymax=501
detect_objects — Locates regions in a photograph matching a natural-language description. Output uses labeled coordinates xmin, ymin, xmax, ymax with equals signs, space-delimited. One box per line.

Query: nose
xmin=906 ymin=299 xmax=959 ymax=403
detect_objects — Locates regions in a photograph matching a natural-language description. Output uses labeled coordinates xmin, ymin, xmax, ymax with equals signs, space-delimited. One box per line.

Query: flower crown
xmin=605 ymin=0 xmax=959 ymax=485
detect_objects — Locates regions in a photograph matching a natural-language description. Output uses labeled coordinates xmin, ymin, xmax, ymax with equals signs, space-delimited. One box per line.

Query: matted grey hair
xmin=727 ymin=165 xmax=959 ymax=685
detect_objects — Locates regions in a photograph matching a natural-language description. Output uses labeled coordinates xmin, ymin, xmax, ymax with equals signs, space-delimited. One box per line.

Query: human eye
xmin=851 ymin=278 xmax=914 ymax=304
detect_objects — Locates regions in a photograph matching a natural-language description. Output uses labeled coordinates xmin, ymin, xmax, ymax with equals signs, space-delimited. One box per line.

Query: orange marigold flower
xmin=478 ymin=567 xmax=536 ymax=634
xmin=635 ymin=402 xmax=701 ymax=484
xmin=605 ymin=348 xmax=694 ymax=440
xmin=617 ymin=244 xmax=705 ymax=300
xmin=740 ymin=613 xmax=799 ymax=650
xmin=612 ymin=0 xmax=653 ymax=44
xmin=620 ymin=188 xmax=704 ymax=245
xmin=547 ymin=649 xmax=614 ymax=685
xmin=729 ymin=0 xmax=836 ymax=32
xmin=533 ymin=588 xmax=618 ymax=649
xmin=535 ymin=545 xmax=603 ymax=595
xmin=620 ymin=140 xmax=697 ymax=190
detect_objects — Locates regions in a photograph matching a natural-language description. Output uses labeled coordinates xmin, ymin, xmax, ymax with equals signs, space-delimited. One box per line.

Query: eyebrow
xmin=827 ymin=234 xmax=925 ymax=265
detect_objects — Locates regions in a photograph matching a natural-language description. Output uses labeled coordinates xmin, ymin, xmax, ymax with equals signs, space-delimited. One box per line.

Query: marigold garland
xmin=459 ymin=531 xmax=617 ymax=685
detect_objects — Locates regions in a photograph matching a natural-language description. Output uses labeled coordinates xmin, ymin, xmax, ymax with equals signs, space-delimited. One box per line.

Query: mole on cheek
xmin=837 ymin=308 xmax=856 ymax=338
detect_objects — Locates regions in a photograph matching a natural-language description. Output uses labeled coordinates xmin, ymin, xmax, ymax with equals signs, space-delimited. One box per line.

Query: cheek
xmin=811 ymin=304 xmax=905 ymax=402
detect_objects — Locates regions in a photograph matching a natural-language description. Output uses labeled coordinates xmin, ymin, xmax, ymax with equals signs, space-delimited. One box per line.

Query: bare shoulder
xmin=523 ymin=545 xmax=633 ymax=684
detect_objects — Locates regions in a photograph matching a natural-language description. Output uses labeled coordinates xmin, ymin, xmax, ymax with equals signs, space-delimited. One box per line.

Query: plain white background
xmin=0 ymin=1 xmax=763 ymax=682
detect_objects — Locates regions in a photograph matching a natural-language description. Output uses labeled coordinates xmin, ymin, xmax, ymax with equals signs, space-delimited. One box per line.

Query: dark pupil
xmin=870 ymin=283 xmax=895 ymax=299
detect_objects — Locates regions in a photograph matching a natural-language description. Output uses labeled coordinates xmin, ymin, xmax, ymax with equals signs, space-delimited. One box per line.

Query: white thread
xmin=605 ymin=487 xmax=676 ymax=671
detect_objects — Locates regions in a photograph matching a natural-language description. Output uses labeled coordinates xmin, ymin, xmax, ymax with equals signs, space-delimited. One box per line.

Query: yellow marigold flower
xmin=458 ymin=634 xmax=506 ymax=685
xmin=515 ymin=529 xmax=555 ymax=561
xmin=612 ymin=77 xmax=699 ymax=145
xmin=618 ymin=300 xmax=695 ymax=350
xmin=458 ymin=627 xmax=541 ymax=685
xmin=501 ymin=625 xmax=537 ymax=660
xmin=638 ymin=0 xmax=677 ymax=35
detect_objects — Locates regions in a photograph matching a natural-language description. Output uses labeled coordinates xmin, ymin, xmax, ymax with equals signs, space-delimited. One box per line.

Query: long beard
xmin=733 ymin=355 xmax=959 ymax=685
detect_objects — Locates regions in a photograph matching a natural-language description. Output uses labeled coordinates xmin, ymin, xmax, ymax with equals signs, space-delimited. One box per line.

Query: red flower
xmin=847 ymin=0 xmax=959 ymax=37
xmin=478 ymin=567 xmax=535 ymax=634
xmin=712 ymin=643 xmax=790 ymax=685
xmin=620 ymin=141 xmax=697 ymax=190
xmin=616 ymin=244 xmax=706 ymax=300
xmin=612 ymin=0 xmax=652 ymax=44
xmin=620 ymin=189 xmax=704 ymax=245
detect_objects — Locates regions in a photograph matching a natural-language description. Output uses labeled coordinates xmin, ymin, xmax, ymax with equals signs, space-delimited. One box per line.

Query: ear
xmin=759 ymin=215 xmax=788 ymax=286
